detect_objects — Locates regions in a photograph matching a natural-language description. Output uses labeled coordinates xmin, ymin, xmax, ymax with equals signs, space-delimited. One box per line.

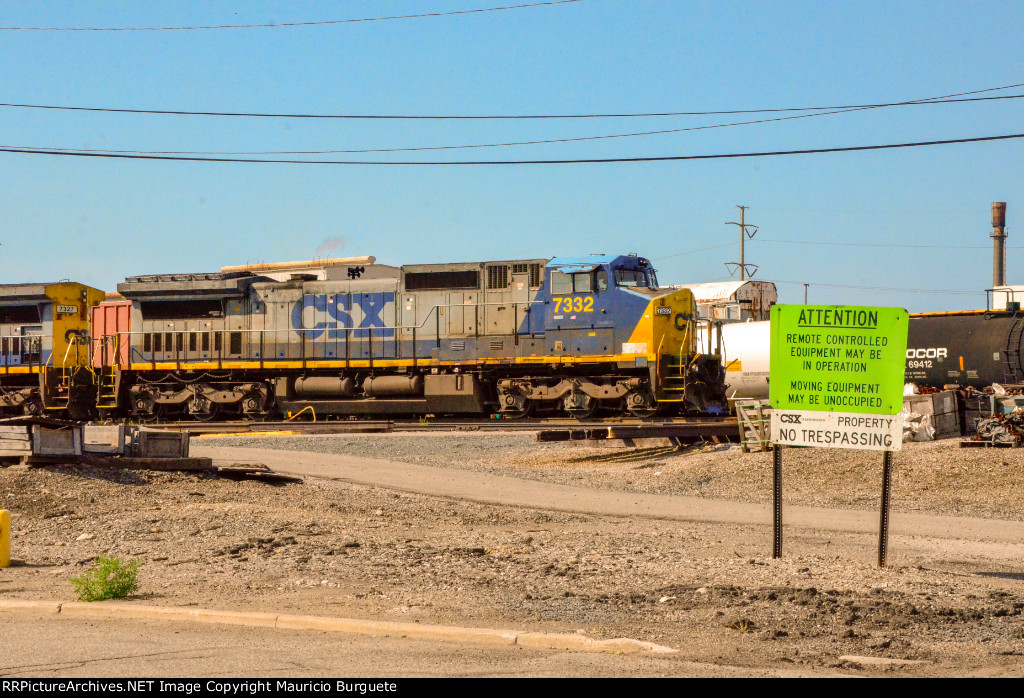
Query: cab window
xmin=551 ymin=271 xmax=598 ymax=294
xmin=551 ymin=271 xmax=573 ymax=295
xmin=614 ymin=269 xmax=649 ymax=288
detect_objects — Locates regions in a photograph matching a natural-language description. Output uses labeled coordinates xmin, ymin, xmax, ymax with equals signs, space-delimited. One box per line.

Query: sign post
xmin=772 ymin=444 xmax=783 ymax=559
xmin=768 ymin=305 xmax=909 ymax=566
xmin=879 ymin=451 xmax=894 ymax=567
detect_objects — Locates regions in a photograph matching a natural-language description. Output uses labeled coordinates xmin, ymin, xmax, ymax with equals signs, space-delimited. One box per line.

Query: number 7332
xmin=553 ymin=296 xmax=594 ymax=313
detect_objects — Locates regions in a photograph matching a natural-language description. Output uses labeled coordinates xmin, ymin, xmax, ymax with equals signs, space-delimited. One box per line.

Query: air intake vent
xmin=450 ymin=339 xmax=466 ymax=351
xmin=486 ymin=265 xmax=509 ymax=289
xmin=529 ymin=263 xmax=542 ymax=288
xmin=489 ymin=339 xmax=504 ymax=351
xmin=512 ymin=263 xmax=529 ymax=274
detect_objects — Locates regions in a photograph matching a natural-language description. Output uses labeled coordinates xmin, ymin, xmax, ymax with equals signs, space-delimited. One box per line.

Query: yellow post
xmin=0 ymin=509 xmax=10 ymax=568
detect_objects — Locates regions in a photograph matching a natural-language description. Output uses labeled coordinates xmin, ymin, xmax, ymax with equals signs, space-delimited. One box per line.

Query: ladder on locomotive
xmin=49 ymin=334 xmax=88 ymax=410
xmin=657 ymin=337 xmax=689 ymax=404
xmin=96 ymin=367 xmax=118 ymax=408
xmin=95 ymin=335 xmax=120 ymax=408
xmin=1002 ymin=313 xmax=1024 ymax=383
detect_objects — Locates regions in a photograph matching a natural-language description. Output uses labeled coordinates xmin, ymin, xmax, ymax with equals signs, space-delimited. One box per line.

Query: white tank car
xmin=698 ymin=320 xmax=770 ymax=400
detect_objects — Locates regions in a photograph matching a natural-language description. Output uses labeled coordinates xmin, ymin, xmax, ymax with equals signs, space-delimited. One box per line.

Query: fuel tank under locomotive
xmin=905 ymin=312 xmax=1024 ymax=388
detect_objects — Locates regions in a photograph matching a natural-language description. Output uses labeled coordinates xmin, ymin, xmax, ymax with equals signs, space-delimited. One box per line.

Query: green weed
xmin=70 ymin=556 xmax=141 ymax=602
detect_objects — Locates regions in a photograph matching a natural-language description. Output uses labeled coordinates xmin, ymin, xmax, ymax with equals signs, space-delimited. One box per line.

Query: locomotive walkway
xmin=195 ymin=443 xmax=1024 ymax=558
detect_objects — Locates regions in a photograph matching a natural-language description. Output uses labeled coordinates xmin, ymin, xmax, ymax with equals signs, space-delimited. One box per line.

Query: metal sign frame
xmin=768 ymin=305 xmax=909 ymax=567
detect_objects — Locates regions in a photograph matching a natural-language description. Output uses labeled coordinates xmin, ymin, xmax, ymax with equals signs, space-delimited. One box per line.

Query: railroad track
xmin=140 ymin=416 xmax=739 ymax=441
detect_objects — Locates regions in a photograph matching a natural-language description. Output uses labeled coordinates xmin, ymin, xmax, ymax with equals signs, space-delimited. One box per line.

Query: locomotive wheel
xmin=625 ymin=392 xmax=659 ymax=419
xmin=135 ymin=408 xmax=161 ymax=423
xmin=242 ymin=406 xmax=272 ymax=422
xmin=564 ymin=398 xmax=599 ymax=420
xmin=566 ymin=403 xmax=599 ymax=420
xmin=132 ymin=397 xmax=159 ymax=423
xmin=22 ymin=397 xmax=43 ymax=417
xmin=500 ymin=400 xmax=533 ymax=419
xmin=193 ymin=404 xmax=221 ymax=422
xmin=563 ymin=390 xmax=598 ymax=420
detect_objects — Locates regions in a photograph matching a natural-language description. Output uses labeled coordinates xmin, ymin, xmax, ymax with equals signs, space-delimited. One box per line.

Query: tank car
xmin=0 ymin=282 xmax=106 ymax=418
xmin=687 ymin=309 xmax=1024 ymax=406
xmin=904 ymin=310 xmax=1024 ymax=387
xmin=698 ymin=320 xmax=771 ymax=400
xmin=92 ymin=254 xmax=727 ymax=420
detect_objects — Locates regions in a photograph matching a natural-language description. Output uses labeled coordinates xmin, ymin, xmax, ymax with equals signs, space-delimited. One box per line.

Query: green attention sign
xmin=769 ymin=305 xmax=909 ymax=415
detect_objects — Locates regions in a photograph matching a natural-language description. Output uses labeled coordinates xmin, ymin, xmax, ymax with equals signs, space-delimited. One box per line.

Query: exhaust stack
xmin=993 ymin=202 xmax=1007 ymax=288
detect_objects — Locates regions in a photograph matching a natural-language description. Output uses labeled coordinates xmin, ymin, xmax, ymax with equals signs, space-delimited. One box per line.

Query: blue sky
xmin=1 ymin=0 xmax=1022 ymax=311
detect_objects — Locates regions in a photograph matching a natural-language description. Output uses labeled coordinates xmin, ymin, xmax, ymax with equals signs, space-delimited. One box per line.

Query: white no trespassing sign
xmin=770 ymin=410 xmax=904 ymax=451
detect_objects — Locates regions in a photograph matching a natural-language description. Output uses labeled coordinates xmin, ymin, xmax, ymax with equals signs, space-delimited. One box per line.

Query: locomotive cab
xmin=513 ymin=255 xmax=726 ymax=417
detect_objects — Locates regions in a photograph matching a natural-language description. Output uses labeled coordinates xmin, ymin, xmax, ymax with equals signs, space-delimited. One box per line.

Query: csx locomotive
xmin=0 ymin=254 xmax=726 ymax=421
xmin=0 ymin=281 xmax=106 ymax=418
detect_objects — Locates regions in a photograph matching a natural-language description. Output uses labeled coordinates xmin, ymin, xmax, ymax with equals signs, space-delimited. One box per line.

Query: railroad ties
xmin=535 ymin=420 xmax=739 ymax=445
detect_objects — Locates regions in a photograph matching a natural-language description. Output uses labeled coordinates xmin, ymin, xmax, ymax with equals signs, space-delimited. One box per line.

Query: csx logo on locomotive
xmin=290 ymin=293 xmax=396 ymax=340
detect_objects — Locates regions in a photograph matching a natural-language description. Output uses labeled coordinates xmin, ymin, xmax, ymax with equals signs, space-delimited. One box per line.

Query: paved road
xmin=196 ymin=444 xmax=1024 ymax=561
xmin=0 ymin=612 xmax=832 ymax=678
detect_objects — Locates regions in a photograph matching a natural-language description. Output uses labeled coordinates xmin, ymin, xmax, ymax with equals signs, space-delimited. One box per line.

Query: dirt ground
xmin=1 ymin=433 xmax=1022 ymax=677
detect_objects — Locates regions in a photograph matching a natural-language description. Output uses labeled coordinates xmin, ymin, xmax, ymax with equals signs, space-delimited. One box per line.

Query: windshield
xmin=614 ymin=269 xmax=649 ymax=288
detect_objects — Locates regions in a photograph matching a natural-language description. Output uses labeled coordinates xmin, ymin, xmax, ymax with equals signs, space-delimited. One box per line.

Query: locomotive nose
xmin=656 ymin=289 xmax=696 ymax=356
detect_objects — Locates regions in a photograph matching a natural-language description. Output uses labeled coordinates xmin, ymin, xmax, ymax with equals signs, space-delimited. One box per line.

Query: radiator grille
xmin=486 ymin=265 xmax=509 ymax=289
xmin=529 ymin=263 xmax=542 ymax=288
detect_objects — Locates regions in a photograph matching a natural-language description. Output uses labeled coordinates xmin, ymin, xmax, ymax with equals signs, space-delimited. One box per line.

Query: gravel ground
xmin=204 ymin=432 xmax=1024 ymax=521
xmin=1 ymin=433 xmax=1023 ymax=676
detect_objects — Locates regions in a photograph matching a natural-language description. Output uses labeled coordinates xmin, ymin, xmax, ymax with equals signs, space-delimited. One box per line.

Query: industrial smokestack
xmin=993 ymin=202 xmax=1007 ymax=288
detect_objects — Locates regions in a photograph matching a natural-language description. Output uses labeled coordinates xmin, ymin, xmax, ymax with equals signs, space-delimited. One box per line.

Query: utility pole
xmin=804 ymin=283 xmax=809 ymax=304
xmin=725 ymin=205 xmax=758 ymax=281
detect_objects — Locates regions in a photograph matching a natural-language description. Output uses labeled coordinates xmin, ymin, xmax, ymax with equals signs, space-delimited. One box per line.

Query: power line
xmin=769 ymin=279 xmax=981 ymax=296
xmin=757 ymin=238 xmax=1024 ymax=250
xmin=2 ymin=83 xmax=1021 ymax=120
xmin=2 ymin=132 xmax=1022 ymax=165
xmin=0 ymin=1 xmax=584 ymax=31
xmin=13 ymin=92 xmax=1024 ymax=156
xmin=652 ymin=244 xmax=734 ymax=260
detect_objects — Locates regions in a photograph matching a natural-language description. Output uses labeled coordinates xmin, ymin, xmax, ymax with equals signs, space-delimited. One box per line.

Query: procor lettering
xmin=906 ymin=347 xmax=948 ymax=359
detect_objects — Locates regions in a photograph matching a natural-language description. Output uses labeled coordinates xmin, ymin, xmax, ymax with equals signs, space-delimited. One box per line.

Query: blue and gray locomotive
xmin=94 ymin=254 xmax=726 ymax=420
